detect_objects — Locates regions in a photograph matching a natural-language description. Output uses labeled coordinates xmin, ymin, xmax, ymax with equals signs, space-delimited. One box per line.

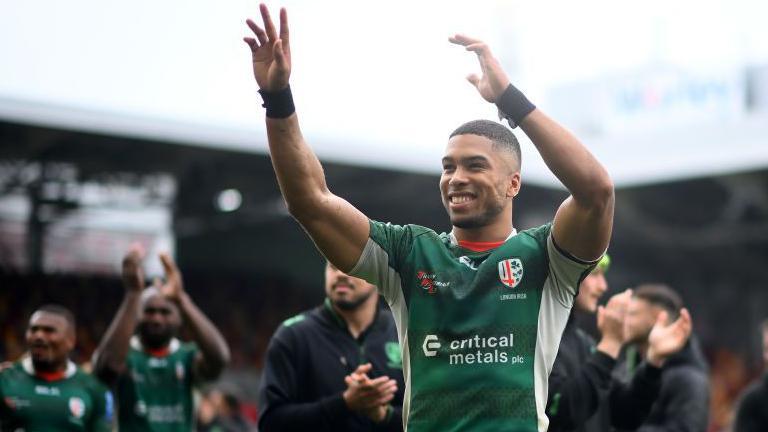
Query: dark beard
xmin=333 ymin=290 xmax=373 ymax=311
xmin=451 ymin=201 xmax=505 ymax=229
xmin=137 ymin=322 xmax=174 ymax=349
xmin=31 ymin=357 xmax=63 ymax=373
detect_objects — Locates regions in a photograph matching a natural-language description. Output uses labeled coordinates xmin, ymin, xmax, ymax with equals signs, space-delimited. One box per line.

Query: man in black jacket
xmin=733 ymin=320 xmax=768 ymax=432
xmin=258 ymin=262 xmax=404 ymax=431
xmin=618 ymin=283 xmax=708 ymax=432
xmin=547 ymin=258 xmax=693 ymax=432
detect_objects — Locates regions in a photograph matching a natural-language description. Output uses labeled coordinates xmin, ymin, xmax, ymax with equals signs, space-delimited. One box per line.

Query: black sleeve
xmin=609 ymin=362 xmax=662 ymax=429
xmin=546 ymin=349 xmax=616 ymax=431
xmin=257 ymin=327 xmax=351 ymax=432
xmin=635 ymin=368 xmax=709 ymax=432
xmin=374 ymin=405 xmax=403 ymax=432
xmin=734 ymin=387 xmax=768 ymax=432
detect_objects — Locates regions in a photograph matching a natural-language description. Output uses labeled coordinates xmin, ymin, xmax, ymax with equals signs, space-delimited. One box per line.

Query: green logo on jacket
xmin=385 ymin=342 xmax=402 ymax=369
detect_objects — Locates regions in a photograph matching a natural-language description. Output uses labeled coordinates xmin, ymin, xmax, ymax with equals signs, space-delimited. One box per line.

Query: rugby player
xmin=92 ymin=245 xmax=230 ymax=431
xmin=0 ymin=305 xmax=113 ymax=431
xmin=243 ymin=5 xmax=613 ymax=431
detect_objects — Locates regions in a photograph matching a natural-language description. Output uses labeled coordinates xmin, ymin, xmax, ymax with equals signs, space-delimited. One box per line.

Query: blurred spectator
xmin=198 ymin=388 xmax=254 ymax=432
xmin=708 ymin=348 xmax=751 ymax=431
xmin=618 ymin=284 xmax=709 ymax=432
xmin=547 ymin=257 xmax=691 ymax=432
xmin=733 ymin=320 xmax=768 ymax=432
xmin=258 ymin=262 xmax=404 ymax=431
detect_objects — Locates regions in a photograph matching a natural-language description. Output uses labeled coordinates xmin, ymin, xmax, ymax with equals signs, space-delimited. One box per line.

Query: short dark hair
xmin=449 ymin=119 xmax=521 ymax=168
xmin=35 ymin=304 xmax=76 ymax=330
xmin=633 ymin=284 xmax=683 ymax=320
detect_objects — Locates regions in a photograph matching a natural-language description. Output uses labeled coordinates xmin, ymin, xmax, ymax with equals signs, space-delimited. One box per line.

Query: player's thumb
xmin=656 ymin=310 xmax=669 ymax=327
xmin=466 ymin=73 xmax=481 ymax=88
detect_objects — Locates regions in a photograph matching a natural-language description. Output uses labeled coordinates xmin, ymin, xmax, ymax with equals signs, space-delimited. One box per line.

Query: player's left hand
xmin=449 ymin=34 xmax=510 ymax=103
xmin=158 ymin=252 xmax=185 ymax=302
xmin=646 ymin=308 xmax=692 ymax=367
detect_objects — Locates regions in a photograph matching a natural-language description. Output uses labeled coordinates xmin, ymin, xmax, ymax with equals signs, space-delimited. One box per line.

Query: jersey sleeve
xmin=87 ymin=380 xmax=115 ymax=432
xmin=526 ymin=223 xmax=601 ymax=307
xmin=349 ymin=220 xmax=417 ymax=304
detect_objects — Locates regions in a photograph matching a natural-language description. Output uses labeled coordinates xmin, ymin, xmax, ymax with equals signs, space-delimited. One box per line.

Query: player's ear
xmin=506 ymin=171 xmax=521 ymax=198
xmin=65 ymin=330 xmax=76 ymax=351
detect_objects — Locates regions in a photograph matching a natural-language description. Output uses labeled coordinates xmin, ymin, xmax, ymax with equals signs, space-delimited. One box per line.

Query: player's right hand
xmin=449 ymin=34 xmax=510 ymax=103
xmin=121 ymin=243 xmax=146 ymax=293
xmin=244 ymin=4 xmax=291 ymax=92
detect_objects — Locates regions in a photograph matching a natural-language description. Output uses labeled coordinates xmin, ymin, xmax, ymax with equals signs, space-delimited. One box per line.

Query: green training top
xmin=0 ymin=357 xmax=113 ymax=432
xmin=350 ymin=221 xmax=596 ymax=432
xmin=115 ymin=337 xmax=197 ymax=432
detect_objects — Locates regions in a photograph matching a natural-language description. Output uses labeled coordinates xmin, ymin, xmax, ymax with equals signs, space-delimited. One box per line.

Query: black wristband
xmin=258 ymin=85 xmax=295 ymax=118
xmin=496 ymin=83 xmax=536 ymax=128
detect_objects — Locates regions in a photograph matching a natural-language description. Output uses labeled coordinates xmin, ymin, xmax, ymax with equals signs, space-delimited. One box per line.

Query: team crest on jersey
xmin=69 ymin=397 xmax=85 ymax=419
xmin=175 ymin=361 xmax=185 ymax=381
xmin=498 ymin=258 xmax=523 ymax=288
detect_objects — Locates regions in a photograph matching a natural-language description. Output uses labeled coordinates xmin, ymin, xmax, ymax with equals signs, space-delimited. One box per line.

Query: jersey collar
xmin=448 ymin=228 xmax=517 ymax=249
xmin=22 ymin=356 xmax=77 ymax=381
xmin=130 ymin=335 xmax=180 ymax=356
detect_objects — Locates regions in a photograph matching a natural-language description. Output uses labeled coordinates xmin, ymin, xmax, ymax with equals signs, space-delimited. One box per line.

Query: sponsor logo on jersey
xmin=458 ymin=256 xmax=480 ymax=270
xmin=69 ymin=397 xmax=85 ymax=419
xmin=416 ymin=271 xmax=437 ymax=294
xmin=416 ymin=271 xmax=451 ymax=294
xmin=175 ymin=361 xmax=185 ymax=381
xmin=3 ymin=397 xmax=30 ymax=410
xmin=422 ymin=335 xmax=441 ymax=357
xmin=34 ymin=385 xmax=60 ymax=396
xmin=498 ymin=258 xmax=523 ymax=288
xmin=421 ymin=334 xmax=524 ymax=366
xmin=135 ymin=400 xmax=148 ymax=416
xmin=148 ymin=357 xmax=168 ymax=368
xmin=147 ymin=403 xmax=186 ymax=423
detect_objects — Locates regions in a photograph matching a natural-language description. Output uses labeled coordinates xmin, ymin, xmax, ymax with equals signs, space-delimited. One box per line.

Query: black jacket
xmin=258 ymin=300 xmax=405 ymax=432
xmin=733 ymin=373 xmax=768 ymax=432
xmin=615 ymin=337 xmax=710 ymax=432
xmin=547 ymin=315 xmax=662 ymax=432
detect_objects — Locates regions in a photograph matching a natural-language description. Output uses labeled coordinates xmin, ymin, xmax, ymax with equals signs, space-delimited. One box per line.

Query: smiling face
xmin=324 ymin=261 xmax=377 ymax=311
xmin=26 ymin=311 xmax=75 ymax=372
xmin=440 ymin=133 xmax=520 ymax=232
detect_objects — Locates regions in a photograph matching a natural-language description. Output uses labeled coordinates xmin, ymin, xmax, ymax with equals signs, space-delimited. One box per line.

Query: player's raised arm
xmin=244 ymin=4 xmax=369 ymax=272
xmin=157 ymin=253 xmax=230 ymax=381
xmin=92 ymin=244 xmax=146 ymax=385
xmin=450 ymin=35 xmax=614 ymax=261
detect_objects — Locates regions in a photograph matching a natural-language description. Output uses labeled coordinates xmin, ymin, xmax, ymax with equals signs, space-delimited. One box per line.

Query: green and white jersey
xmin=0 ymin=357 xmax=113 ymax=432
xmin=116 ymin=337 xmax=197 ymax=432
xmin=350 ymin=221 xmax=596 ymax=432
